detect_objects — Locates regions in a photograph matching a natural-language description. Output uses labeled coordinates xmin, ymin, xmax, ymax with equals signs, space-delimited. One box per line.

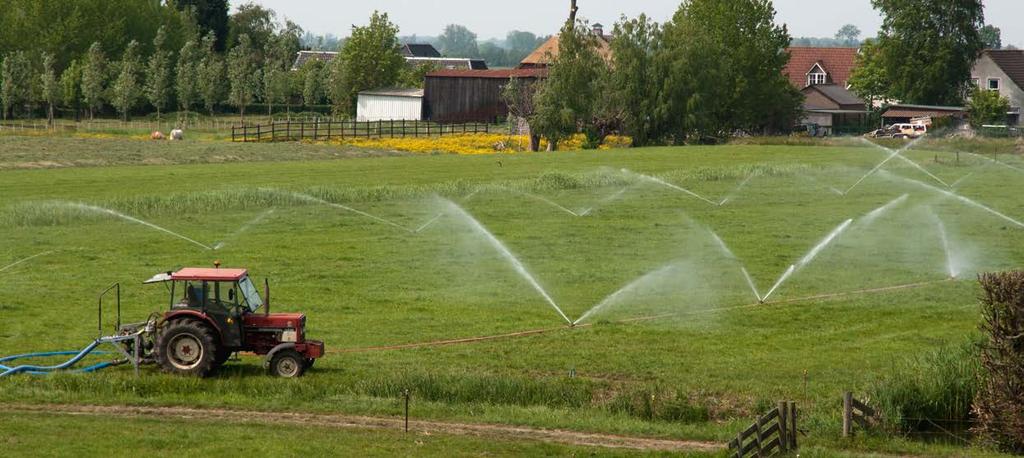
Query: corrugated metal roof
xmin=426 ymin=68 xmax=548 ymax=79
xmin=359 ymin=88 xmax=424 ymax=98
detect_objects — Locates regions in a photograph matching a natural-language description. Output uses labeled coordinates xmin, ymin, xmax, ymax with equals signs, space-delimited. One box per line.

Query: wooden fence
xmin=842 ymin=392 xmax=877 ymax=438
xmin=729 ymin=401 xmax=798 ymax=458
xmin=231 ymin=120 xmax=492 ymax=143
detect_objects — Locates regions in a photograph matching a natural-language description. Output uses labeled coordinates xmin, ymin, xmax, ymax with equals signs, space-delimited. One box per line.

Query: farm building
xmin=356 ymin=88 xmax=424 ymax=122
xmin=423 ymin=68 xmax=547 ymax=123
xmin=518 ymin=24 xmax=612 ymax=69
xmin=881 ymin=104 xmax=967 ymax=126
xmin=800 ymin=84 xmax=869 ymax=135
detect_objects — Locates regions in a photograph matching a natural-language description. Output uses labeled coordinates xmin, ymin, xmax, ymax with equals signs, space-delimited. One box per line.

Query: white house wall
xmin=357 ymin=95 xmax=423 ymax=122
xmin=972 ymin=55 xmax=1024 ymax=126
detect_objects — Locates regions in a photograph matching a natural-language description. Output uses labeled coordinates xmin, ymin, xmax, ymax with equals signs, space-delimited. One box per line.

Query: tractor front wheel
xmin=268 ymin=350 xmax=306 ymax=378
xmin=155 ymin=321 xmax=219 ymax=377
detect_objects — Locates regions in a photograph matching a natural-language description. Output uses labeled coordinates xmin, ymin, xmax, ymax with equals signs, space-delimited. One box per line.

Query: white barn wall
xmin=357 ymin=95 xmax=423 ymax=122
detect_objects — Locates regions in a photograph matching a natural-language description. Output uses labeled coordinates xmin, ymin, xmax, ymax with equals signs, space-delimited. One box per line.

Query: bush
xmin=975 ymin=271 xmax=1024 ymax=453
xmin=869 ymin=340 xmax=982 ymax=433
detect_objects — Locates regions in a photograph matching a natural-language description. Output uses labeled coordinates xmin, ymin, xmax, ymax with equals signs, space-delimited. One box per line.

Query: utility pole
xmin=569 ymin=0 xmax=578 ymax=24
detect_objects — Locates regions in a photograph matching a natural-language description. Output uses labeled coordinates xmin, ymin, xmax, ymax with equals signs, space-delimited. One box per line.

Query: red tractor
xmin=130 ymin=266 xmax=324 ymax=377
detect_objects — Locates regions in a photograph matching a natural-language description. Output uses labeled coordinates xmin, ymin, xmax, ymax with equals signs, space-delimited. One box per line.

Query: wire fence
xmin=231 ymin=119 xmax=493 ymax=143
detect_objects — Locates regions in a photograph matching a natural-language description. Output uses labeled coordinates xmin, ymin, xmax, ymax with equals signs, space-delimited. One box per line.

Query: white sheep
xmin=170 ymin=129 xmax=184 ymax=141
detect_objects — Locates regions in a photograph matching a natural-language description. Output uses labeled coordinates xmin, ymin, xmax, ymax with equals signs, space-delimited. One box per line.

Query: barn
xmin=423 ymin=68 xmax=547 ymax=123
xmin=356 ymin=88 xmax=424 ymax=122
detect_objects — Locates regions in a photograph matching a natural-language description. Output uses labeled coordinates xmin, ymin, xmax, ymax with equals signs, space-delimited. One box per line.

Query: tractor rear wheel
xmin=155 ymin=321 xmax=219 ymax=377
xmin=269 ymin=349 xmax=306 ymax=378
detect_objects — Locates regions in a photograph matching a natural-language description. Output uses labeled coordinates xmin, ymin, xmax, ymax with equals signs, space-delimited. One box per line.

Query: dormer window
xmin=806 ymin=63 xmax=828 ymax=86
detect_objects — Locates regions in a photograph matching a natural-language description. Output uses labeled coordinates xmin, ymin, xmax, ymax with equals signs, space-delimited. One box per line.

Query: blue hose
xmin=0 ymin=340 xmax=115 ymax=377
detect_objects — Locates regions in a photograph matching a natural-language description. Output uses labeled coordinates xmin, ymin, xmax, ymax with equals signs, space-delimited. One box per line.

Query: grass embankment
xmin=1 ymin=139 xmax=1023 ymax=456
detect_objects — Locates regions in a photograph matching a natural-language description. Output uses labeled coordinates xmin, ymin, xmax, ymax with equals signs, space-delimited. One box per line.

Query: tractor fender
xmin=161 ymin=310 xmax=223 ymax=343
xmin=264 ymin=343 xmax=297 ymax=368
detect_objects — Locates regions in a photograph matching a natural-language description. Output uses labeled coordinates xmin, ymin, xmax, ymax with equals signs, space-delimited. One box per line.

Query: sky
xmin=243 ymin=0 xmax=1024 ymax=48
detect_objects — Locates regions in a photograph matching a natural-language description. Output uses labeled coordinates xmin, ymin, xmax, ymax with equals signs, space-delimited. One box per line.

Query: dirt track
xmin=1 ymin=403 xmax=722 ymax=453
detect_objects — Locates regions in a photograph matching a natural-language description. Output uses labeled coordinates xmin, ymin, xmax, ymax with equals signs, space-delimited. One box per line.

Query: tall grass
xmin=868 ymin=339 xmax=982 ymax=433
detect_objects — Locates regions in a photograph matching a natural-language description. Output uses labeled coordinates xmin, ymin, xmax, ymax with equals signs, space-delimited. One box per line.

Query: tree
xmin=81 ymin=42 xmax=106 ymax=120
xmin=60 ymin=59 xmax=83 ymax=121
xmin=980 ymin=25 xmax=1002 ymax=50
xmin=145 ymin=27 xmax=172 ymax=120
xmin=175 ymin=0 xmax=230 ymax=51
xmin=111 ymin=40 xmax=142 ymax=122
xmin=608 ymin=14 xmax=663 ymax=146
xmin=228 ymin=2 xmax=278 ymax=58
xmin=478 ymin=42 xmax=509 ymax=68
xmin=40 ymin=52 xmax=61 ymax=126
xmin=871 ymin=0 xmax=984 ymax=106
xmin=227 ymin=34 xmax=260 ymax=120
xmin=438 ymin=24 xmax=479 ymax=58
xmin=331 ymin=11 xmax=405 ymax=114
xmin=530 ymin=18 xmax=605 ymax=150
xmin=849 ymin=38 xmax=891 ymax=108
xmin=301 ymin=61 xmax=325 ymax=108
xmin=968 ymin=87 xmax=1010 ymax=128
xmin=197 ymin=33 xmax=225 ymax=115
xmin=501 ymin=77 xmax=541 ymax=151
xmin=175 ymin=40 xmax=201 ymax=116
xmin=658 ymin=0 xmax=802 ymax=142
xmin=835 ymin=24 xmax=862 ymax=46
xmin=0 ymin=51 xmax=31 ymax=120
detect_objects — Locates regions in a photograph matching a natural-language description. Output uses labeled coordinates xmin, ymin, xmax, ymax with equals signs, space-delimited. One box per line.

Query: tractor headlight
xmin=281 ymin=330 xmax=298 ymax=343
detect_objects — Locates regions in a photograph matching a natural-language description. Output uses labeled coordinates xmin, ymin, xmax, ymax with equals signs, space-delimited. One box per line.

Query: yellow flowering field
xmin=323 ymin=133 xmax=632 ymax=155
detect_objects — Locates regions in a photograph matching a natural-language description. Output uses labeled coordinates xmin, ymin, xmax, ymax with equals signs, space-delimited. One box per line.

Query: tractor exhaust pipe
xmin=264 ymin=278 xmax=271 ymax=316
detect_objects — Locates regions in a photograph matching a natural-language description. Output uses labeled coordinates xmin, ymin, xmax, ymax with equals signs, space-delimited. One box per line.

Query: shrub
xmin=975 ymin=271 xmax=1024 ymax=453
xmin=869 ymin=339 xmax=982 ymax=433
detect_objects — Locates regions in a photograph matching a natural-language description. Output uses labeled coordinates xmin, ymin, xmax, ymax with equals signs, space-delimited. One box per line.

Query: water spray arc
xmin=415 ymin=189 xmax=482 ymax=234
xmin=573 ymin=265 xmax=677 ymax=326
xmin=860 ymin=194 xmax=908 ymax=227
xmin=66 ymin=202 xmax=212 ymax=250
xmin=882 ymin=172 xmax=1024 ymax=229
xmin=444 ymin=199 xmax=573 ymax=325
xmin=622 ymin=169 xmax=719 ymax=206
xmin=579 ymin=187 xmax=631 ymax=217
xmin=213 ymin=208 xmax=276 ymax=250
xmin=856 ymin=138 xmax=948 ymax=190
xmin=288 ymin=192 xmax=414 ymax=233
xmin=718 ymin=174 xmax=755 ymax=206
xmin=929 ymin=209 xmax=959 ymax=279
xmin=0 ymin=251 xmax=54 ymax=274
xmin=762 ymin=219 xmax=854 ymax=303
xmin=846 ymin=137 xmax=926 ymax=195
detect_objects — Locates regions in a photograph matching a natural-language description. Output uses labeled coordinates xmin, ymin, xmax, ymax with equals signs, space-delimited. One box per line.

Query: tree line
xmin=505 ymin=0 xmax=802 ymax=149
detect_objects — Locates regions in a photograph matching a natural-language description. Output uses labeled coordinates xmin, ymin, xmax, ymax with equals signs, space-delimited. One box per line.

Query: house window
xmin=807 ymin=72 xmax=827 ymax=86
xmin=971 ymin=78 xmax=980 ymax=88
xmin=989 ymin=78 xmax=1000 ymax=91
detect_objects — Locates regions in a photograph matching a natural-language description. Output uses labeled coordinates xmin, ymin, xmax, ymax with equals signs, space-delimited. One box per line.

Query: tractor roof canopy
xmin=144 ymin=268 xmax=248 ymax=284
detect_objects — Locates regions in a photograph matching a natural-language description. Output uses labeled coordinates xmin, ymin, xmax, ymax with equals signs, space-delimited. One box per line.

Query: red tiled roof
xmin=784 ymin=47 xmax=859 ymax=88
xmin=426 ymin=68 xmax=548 ymax=79
xmin=519 ymin=34 xmax=613 ymax=68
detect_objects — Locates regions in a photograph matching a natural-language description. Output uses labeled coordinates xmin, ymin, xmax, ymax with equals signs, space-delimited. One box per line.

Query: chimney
xmin=592 ymin=23 xmax=604 ymax=37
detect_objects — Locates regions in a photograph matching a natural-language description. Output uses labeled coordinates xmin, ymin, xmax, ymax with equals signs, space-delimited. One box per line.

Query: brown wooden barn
xmin=423 ymin=68 xmax=547 ymax=123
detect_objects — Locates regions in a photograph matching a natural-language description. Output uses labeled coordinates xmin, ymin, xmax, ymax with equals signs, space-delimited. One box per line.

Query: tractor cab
xmin=142 ymin=266 xmax=324 ymax=377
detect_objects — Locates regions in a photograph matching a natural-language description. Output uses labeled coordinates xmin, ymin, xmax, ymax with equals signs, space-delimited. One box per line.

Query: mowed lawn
xmin=1 ymin=136 xmax=1023 ymax=455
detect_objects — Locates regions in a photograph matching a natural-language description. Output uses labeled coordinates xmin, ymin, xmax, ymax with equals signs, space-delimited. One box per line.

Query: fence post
xmin=300 ymin=120 xmax=305 ymax=141
xmin=327 ymin=120 xmax=332 ymax=140
xmin=314 ymin=118 xmax=319 ymax=141
xmin=789 ymin=401 xmax=798 ymax=450
xmin=257 ymin=124 xmax=261 ymax=143
xmin=778 ymin=401 xmax=788 ymax=452
xmin=231 ymin=126 xmax=236 ymax=142
xmin=843 ymin=392 xmax=852 ymax=438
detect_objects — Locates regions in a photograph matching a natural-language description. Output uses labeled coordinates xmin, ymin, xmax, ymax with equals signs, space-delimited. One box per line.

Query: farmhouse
xmin=783 ymin=47 xmax=868 ymax=135
xmin=356 ymin=88 xmax=424 ymax=122
xmin=423 ymin=68 xmax=547 ymax=123
xmin=971 ymin=49 xmax=1024 ymax=126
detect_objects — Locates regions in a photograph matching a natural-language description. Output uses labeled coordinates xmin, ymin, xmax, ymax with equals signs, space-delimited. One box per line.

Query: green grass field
xmin=1 ymin=134 xmax=1022 ymax=456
